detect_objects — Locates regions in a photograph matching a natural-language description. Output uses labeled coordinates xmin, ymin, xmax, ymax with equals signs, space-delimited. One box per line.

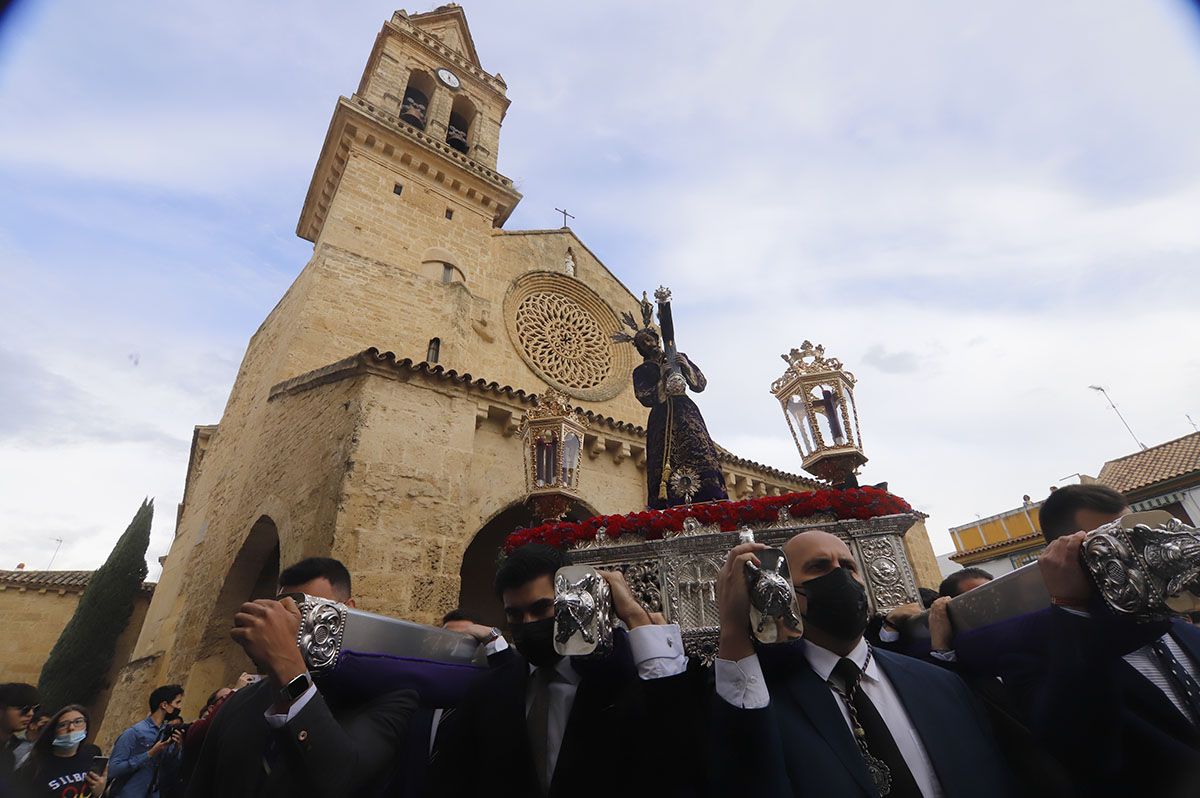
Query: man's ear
xmin=345 ymin=598 xmax=356 ymax=609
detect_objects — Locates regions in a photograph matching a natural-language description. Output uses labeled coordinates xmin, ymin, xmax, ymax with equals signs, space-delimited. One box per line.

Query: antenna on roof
xmin=47 ymin=538 xmax=64 ymax=570
xmin=1188 ymin=414 xmax=1198 ymax=433
xmin=1088 ymin=385 xmax=1146 ymax=451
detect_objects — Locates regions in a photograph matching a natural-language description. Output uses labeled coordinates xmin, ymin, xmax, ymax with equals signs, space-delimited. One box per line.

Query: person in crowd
xmin=199 ymin=688 xmax=232 ymax=721
xmin=173 ymin=672 xmax=257 ymax=798
xmin=938 ymin=567 xmax=993 ymax=599
xmin=184 ymin=556 xmax=417 ymax=798
xmin=391 ymin=609 xmax=512 ymax=798
xmin=954 ymin=484 xmax=1200 ymax=797
xmin=430 ymin=543 xmax=699 ymax=798
xmin=13 ymin=709 xmax=52 ymax=769
xmin=712 ymin=529 xmax=1014 ymax=797
xmin=0 ymin=683 xmax=40 ymax=792
xmin=16 ymin=704 xmax=106 ymax=798
xmin=109 ymin=684 xmax=185 ymax=797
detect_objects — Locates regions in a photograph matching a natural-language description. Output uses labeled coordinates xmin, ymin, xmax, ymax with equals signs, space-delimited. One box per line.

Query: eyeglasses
xmin=54 ymin=718 xmax=87 ymax=732
xmin=18 ymin=705 xmax=39 ymax=716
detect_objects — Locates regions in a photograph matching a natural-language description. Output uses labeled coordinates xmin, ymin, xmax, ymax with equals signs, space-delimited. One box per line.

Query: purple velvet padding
xmin=315 ymin=649 xmax=488 ymax=707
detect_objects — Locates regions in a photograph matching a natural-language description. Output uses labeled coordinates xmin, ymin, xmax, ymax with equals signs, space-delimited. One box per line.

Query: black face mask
xmin=165 ymin=708 xmax=182 ymax=721
xmin=510 ymin=617 xmax=562 ymax=668
xmin=797 ymin=567 xmax=870 ymax=642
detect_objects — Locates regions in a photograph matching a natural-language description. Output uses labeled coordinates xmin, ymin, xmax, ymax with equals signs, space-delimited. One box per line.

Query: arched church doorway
xmin=189 ymin=516 xmax=280 ymax=702
xmin=457 ymin=501 xmax=596 ymax=628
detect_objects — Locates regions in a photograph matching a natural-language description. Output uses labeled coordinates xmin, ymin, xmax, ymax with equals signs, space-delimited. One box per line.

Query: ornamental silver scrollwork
xmin=612 ymin=560 xmax=663 ymax=613
xmin=857 ymin=536 xmax=916 ymax=613
xmin=745 ymin=546 xmax=804 ymax=644
xmin=296 ymin=596 xmax=347 ymax=672
xmin=673 ymin=554 xmax=724 ymax=630
xmin=1082 ymin=513 xmax=1200 ymax=619
xmin=861 ymin=537 xmax=902 ymax=588
xmin=553 ymin=566 xmax=614 ymax=657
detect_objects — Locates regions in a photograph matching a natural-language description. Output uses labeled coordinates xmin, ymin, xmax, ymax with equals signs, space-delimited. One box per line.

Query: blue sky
xmin=2 ymin=1 xmax=1200 ymax=577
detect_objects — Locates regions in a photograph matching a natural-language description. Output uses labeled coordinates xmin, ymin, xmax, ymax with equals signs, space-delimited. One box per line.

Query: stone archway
xmin=186 ymin=515 xmax=280 ymax=708
xmin=457 ymin=500 xmax=596 ymax=628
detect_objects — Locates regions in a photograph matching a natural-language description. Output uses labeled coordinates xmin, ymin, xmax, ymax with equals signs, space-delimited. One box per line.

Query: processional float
xmin=288 ymin=286 xmax=1200 ymax=693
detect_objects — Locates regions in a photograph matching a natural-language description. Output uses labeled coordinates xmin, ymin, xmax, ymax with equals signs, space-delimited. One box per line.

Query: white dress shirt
xmin=526 ymin=623 xmax=688 ymax=787
xmin=716 ymin=638 xmax=944 ymax=798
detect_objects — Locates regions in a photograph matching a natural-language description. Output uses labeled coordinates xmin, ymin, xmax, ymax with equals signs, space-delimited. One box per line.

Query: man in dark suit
xmin=185 ymin=557 xmax=417 ymax=798
xmin=712 ymin=529 xmax=1015 ymax=798
xmin=953 ymin=484 xmax=1200 ymax=797
xmin=391 ymin=609 xmax=514 ymax=798
xmin=430 ymin=544 xmax=697 ymax=798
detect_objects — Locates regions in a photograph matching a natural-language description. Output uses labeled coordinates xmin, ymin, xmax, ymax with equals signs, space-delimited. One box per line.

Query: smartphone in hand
xmin=89 ymin=755 xmax=108 ymax=775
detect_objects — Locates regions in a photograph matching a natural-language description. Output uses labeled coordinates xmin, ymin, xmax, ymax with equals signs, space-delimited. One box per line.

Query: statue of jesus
xmin=615 ymin=292 xmax=728 ymax=509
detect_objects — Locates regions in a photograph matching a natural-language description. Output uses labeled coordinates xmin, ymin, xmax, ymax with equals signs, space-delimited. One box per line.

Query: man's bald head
xmin=783 ymin=530 xmax=863 ymax=586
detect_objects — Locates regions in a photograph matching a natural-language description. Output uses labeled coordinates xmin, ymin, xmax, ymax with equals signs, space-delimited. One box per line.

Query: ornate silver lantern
xmin=770 ymin=341 xmax=866 ymax=486
xmin=520 ymin=389 xmax=589 ymax=521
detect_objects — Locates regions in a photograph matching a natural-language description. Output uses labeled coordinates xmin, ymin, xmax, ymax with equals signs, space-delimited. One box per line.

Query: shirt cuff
xmin=878 ymin=625 xmax=900 ymax=643
xmin=715 ymin=654 xmax=770 ymax=709
xmin=628 ymin=623 xmax=688 ymax=680
xmin=263 ymin=682 xmax=318 ymax=729
xmin=930 ymin=649 xmax=958 ymax=662
xmin=484 ymin=635 xmax=510 ymax=656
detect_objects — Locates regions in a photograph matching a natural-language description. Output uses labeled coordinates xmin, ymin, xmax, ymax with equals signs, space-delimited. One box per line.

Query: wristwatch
xmin=482 ymin=627 xmax=503 ymax=645
xmin=278 ymin=672 xmax=314 ymax=704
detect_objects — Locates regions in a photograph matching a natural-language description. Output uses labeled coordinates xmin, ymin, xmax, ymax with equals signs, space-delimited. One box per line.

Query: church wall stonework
xmin=902 ymin=518 xmax=942 ymax=590
xmin=97 ymin=376 xmax=362 ymax=744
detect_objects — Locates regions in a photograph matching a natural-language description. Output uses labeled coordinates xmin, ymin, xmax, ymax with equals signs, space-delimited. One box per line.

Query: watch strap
xmin=278 ymin=671 xmax=313 ymax=704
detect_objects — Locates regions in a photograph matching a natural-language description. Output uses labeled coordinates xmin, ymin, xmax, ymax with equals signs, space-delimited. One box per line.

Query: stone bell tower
xmin=297 ymin=4 xmax=521 ymax=257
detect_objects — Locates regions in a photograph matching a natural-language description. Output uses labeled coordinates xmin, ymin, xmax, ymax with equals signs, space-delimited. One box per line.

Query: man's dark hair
xmin=148 ymin=684 xmax=184 ymax=714
xmin=917 ymin=587 xmax=940 ymax=609
xmin=1039 ymin=484 xmax=1128 ymax=542
xmin=0 ymin=683 xmax=38 ymax=710
xmin=441 ymin=608 xmax=479 ymax=625
xmin=278 ymin=557 xmax=352 ymax=600
xmin=939 ymin=567 xmax=994 ymax=598
xmin=494 ymin=544 xmax=564 ymax=597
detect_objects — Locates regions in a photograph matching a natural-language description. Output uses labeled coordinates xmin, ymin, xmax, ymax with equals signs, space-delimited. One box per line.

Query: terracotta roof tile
xmin=0 ymin=570 xmax=155 ymax=593
xmin=1096 ymin=432 xmax=1200 ymax=494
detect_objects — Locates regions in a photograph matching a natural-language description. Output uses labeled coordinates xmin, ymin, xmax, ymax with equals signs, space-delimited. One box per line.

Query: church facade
xmin=97 ymin=5 xmax=940 ymax=743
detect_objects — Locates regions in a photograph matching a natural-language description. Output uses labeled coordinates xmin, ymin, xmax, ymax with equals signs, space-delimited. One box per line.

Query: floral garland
xmin=503 ymin=487 xmax=914 ymax=553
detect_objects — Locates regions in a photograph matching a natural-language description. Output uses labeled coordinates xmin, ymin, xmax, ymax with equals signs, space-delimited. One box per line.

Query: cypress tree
xmin=38 ymin=499 xmax=153 ymax=712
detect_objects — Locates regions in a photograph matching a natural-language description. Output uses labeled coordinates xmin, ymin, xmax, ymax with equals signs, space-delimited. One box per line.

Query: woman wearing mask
xmin=17 ymin=704 xmax=107 ymax=798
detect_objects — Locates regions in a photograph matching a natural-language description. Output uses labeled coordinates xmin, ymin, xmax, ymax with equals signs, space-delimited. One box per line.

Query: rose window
xmin=503 ymin=272 xmax=633 ymax=402
xmin=515 ymin=291 xmax=612 ymax=390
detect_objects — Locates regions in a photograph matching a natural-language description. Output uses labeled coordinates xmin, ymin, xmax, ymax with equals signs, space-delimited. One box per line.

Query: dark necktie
xmin=527 ymin=666 xmax=560 ymax=795
xmin=830 ymin=657 xmax=923 ymax=798
xmin=1150 ymin=637 xmax=1200 ymax=723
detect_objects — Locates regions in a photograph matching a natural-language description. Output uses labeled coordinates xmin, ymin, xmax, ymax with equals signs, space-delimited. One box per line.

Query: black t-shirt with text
xmin=22 ymin=744 xmax=102 ymax=798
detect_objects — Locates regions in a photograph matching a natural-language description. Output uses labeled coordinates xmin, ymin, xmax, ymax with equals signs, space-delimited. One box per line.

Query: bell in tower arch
xmin=399 ymin=86 xmax=429 ymax=129
xmin=446 ymin=111 xmax=470 ymax=154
